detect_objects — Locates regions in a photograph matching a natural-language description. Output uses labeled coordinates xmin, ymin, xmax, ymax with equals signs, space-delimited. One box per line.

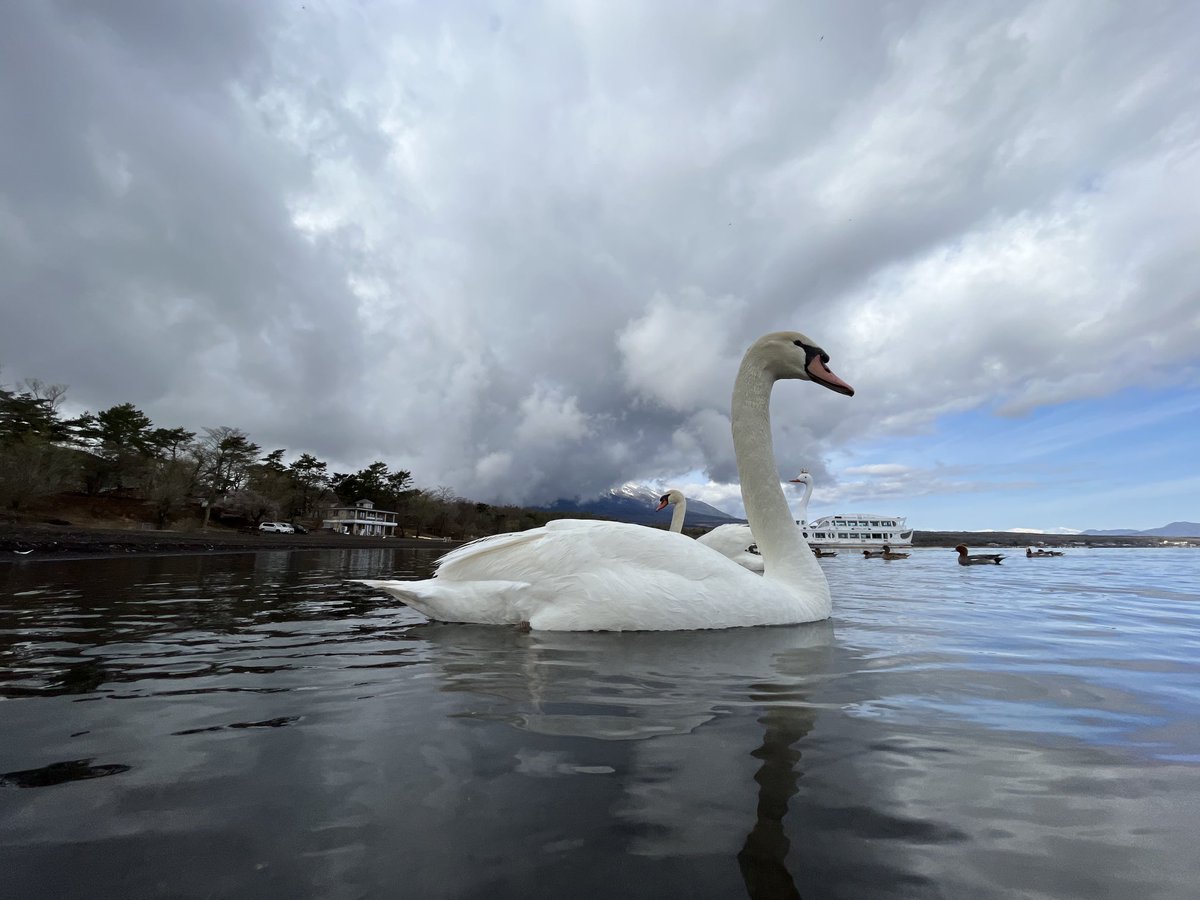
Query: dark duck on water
xmin=955 ymin=544 xmax=1005 ymax=565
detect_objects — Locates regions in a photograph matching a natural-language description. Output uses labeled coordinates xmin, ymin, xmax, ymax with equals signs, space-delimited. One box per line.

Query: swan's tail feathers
xmin=354 ymin=578 xmax=533 ymax=625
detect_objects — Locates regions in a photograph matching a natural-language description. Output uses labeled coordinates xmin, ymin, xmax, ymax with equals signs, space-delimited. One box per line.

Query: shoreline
xmin=910 ymin=530 xmax=1197 ymax=549
xmin=3 ymin=520 xmax=1193 ymax=562
xmin=0 ymin=521 xmax=464 ymax=561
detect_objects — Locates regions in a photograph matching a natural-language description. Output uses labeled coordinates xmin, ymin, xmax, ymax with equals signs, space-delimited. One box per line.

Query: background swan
xmin=358 ymin=331 xmax=854 ymax=631
xmin=656 ymin=489 xmax=689 ymax=534
xmin=787 ymin=471 xmax=814 ymax=523
xmin=657 ymin=489 xmax=765 ymax=573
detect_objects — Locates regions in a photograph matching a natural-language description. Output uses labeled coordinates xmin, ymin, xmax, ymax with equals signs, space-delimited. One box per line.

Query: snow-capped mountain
xmin=542 ymin=482 xmax=739 ymax=528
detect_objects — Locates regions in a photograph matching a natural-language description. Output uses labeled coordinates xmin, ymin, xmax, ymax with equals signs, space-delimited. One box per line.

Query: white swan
xmin=656 ymin=489 xmax=689 ymax=534
xmin=358 ymin=331 xmax=854 ymax=631
xmin=787 ymin=471 xmax=814 ymax=524
xmin=658 ymin=490 xmax=766 ymax=573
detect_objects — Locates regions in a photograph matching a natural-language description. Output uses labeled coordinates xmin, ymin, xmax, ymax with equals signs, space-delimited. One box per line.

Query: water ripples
xmin=1 ymin=546 xmax=1198 ymax=899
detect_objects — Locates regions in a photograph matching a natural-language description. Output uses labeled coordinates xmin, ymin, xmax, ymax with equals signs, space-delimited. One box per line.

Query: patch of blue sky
xmin=823 ymin=385 xmax=1200 ymax=531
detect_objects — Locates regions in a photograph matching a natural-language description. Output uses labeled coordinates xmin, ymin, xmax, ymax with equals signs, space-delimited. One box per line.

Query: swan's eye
xmin=659 ymin=494 xmax=669 ymax=503
xmin=794 ymin=340 xmax=830 ymax=366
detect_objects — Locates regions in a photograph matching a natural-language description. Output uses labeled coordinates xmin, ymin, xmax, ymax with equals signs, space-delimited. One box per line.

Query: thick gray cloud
xmin=2 ymin=0 xmax=1197 ymax=510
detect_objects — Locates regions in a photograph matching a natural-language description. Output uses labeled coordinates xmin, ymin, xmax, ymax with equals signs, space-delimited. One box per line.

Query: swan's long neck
xmin=669 ymin=496 xmax=686 ymax=533
xmin=732 ymin=357 xmax=818 ymax=586
xmin=793 ymin=477 xmax=813 ymax=525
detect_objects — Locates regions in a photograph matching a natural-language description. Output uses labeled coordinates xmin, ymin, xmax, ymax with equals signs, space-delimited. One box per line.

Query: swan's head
xmin=752 ymin=332 xmax=855 ymax=396
xmin=954 ymin=544 xmax=969 ymax=554
xmin=655 ymin=489 xmax=685 ymax=511
xmin=788 ymin=471 xmax=812 ymax=484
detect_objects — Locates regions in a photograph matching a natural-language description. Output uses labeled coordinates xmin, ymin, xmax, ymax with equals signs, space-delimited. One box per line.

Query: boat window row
xmin=811 ymin=532 xmax=891 ymax=540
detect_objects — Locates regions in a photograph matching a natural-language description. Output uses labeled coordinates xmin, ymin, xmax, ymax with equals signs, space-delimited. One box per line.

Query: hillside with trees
xmin=0 ymin=373 xmax=578 ymax=541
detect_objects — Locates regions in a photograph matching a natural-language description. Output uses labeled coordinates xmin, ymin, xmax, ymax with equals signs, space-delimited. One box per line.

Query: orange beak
xmin=807 ymin=355 xmax=854 ymax=396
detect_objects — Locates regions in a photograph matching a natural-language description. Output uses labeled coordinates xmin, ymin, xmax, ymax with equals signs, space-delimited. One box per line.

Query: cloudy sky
xmin=2 ymin=0 xmax=1198 ymax=531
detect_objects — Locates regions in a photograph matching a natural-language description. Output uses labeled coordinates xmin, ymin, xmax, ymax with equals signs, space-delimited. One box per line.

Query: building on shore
xmin=321 ymin=499 xmax=398 ymax=536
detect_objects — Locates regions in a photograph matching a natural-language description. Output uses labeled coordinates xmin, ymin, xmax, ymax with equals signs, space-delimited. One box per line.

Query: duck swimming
xmin=955 ymin=544 xmax=1004 ymax=565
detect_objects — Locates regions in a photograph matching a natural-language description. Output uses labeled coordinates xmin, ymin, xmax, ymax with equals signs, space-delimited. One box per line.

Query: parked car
xmin=290 ymin=523 xmax=309 ymax=535
xmin=258 ymin=522 xmax=295 ymax=534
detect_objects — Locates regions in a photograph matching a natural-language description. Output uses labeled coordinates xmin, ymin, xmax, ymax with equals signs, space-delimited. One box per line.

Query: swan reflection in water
xmin=413 ymin=620 xmax=834 ymax=898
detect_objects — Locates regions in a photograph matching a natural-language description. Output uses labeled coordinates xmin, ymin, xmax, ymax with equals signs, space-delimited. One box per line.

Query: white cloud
xmin=474 ymin=451 xmax=513 ymax=483
xmin=617 ymin=290 xmax=744 ymax=413
xmin=515 ymin=386 xmax=591 ymax=446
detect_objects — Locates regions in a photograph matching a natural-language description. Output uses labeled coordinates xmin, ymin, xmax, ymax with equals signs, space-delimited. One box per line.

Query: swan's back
xmin=435 ymin=519 xmax=685 ymax=583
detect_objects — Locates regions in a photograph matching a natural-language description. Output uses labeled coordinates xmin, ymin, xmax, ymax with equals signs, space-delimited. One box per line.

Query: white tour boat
xmin=788 ymin=471 xmax=914 ymax=551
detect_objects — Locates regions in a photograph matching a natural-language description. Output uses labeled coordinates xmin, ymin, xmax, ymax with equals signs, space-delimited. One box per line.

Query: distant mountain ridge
xmin=542 ymin=483 xmax=739 ymax=528
xmin=1082 ymin=521 xmax=1200 ymax=537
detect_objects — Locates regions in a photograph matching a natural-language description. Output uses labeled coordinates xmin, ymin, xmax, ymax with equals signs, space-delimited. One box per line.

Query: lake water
xmin=1 ymin=547 xmax=1198 ymax=899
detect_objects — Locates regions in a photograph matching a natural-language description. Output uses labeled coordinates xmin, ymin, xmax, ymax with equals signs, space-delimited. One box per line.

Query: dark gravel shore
xmin=0 ymin=521 xmax=462 ymax=560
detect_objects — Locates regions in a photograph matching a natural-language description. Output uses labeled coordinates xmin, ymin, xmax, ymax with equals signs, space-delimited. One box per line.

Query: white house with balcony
xmin=322 ymin=499 xmax=399 ymax=536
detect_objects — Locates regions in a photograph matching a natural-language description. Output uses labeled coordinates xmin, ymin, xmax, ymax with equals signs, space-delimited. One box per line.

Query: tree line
xmin=0 ymin=375 xmax=562 ymax=538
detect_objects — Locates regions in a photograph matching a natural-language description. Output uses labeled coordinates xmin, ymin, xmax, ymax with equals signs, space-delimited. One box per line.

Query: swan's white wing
xmin=696 ymin=524 xmax=764 ymax=572
xmin=696 ymin=524 xmax=755 ymax=555
xmin=697 ymin=524 xmax=745 ymax=547
xmin=433 ymin=527 xmax=548 ymax=573
xmin=434 ymin=519 xmax=653 ymax=582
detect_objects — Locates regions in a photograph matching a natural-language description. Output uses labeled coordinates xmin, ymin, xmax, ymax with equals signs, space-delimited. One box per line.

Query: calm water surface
xmin=1 ymin=547 xmax=1198 ymax=899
